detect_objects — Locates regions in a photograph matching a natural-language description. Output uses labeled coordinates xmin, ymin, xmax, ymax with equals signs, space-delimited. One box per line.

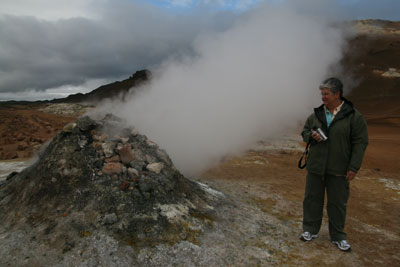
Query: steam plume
xmin=109 ymin=4 xmax=345 ymax=176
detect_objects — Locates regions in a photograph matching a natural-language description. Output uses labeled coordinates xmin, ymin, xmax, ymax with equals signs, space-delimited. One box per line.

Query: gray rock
xmin=134 ymin=149 xmax=144 ymax=162
xmin=145 ymin=154 xmax=154 ymax=164
xmin=102 ymin=213 xmax=119 ymax=225
xmin=102 ymin=142 xmax=115 ymax=157
xmin=76 ymin=116 xmax=97 ymax=131
xmin=139 ymin=177 xmax=153 ymax=193
xmin=78 ymin=138 xmax=88 ymax=148
xmin=128 ymin=168 xmax=139 ymax=178
xmin=6 ymin=172 xmax=18 ymax=181
xmin=157 ymin=149 xmax=172 ymax=166
xmin=146 ymin=139 xmax=158 ymax=148
xmin=129 ymin=161 xmax=145 ymax=172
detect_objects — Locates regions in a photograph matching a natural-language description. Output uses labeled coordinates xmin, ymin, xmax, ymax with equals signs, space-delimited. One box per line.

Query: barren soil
xmin=0 ymin=103 xmax=399 ymax=266
xmin=0 ymin=103 xmax=90 ymax=161
xmin=200 ymin=136 xmax=400 ymax=266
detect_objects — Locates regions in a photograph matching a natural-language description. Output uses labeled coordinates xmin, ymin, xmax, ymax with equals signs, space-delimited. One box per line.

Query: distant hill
xmin=50 ymin=69 xmax=150 ymax=104
xmin=0 ymin=70 xmax=150 ymax=106
xmin=342 ymin=20 xmax=400 ymax=125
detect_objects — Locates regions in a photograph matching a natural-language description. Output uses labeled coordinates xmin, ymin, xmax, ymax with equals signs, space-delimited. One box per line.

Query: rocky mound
xmin=0 ymin=115 xmax=219 ymax=266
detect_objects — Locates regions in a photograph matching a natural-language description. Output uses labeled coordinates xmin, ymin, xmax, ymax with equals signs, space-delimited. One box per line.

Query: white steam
xmin=109 ymin=4 xmax=345 ymax=176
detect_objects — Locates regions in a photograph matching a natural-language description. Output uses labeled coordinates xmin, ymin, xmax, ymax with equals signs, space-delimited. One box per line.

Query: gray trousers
xmin=302 ymin=172 xmax=350 ymax=241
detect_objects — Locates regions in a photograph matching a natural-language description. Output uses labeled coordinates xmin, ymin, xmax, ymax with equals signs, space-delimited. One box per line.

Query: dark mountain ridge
xmin=0 ymin=69 xmax=150 ymax=106
xmin=54 ymin=70 xmax=150 ymax=103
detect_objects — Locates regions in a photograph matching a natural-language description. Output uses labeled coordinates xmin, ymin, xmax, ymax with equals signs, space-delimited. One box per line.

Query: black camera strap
xmin=298 ymin=140 xmax=311 ymax=169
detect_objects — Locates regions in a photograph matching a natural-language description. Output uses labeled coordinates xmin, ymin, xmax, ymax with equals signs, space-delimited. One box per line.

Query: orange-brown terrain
xmin=0 ymin=21 xmax=399 ymax=265
xmin=0 ymin=104 xmax=77 ymax=160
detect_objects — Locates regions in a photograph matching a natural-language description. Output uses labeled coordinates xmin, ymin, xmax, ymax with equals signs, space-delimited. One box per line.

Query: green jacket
xmin=301 ymin=99 xmax=368 ymax=175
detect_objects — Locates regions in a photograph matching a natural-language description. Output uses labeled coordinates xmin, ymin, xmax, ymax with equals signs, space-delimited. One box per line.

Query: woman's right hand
xmin=311 ymin=131 xmax=322 ymax=142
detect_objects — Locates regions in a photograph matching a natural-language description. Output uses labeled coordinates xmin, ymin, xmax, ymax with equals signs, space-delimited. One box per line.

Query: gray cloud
xmin=0 ymin=2 xmax=236 ymax=95
xmin=0 ymin=0 xmax=399 ymax=98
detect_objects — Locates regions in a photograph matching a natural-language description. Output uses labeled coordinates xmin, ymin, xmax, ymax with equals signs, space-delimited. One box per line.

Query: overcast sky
xmin=0 ymin=0 xmax=399 ymax=101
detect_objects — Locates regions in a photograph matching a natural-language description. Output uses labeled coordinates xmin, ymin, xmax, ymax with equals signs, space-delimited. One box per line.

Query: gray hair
xmin=319 ymin=77 xmax=343 ymax=99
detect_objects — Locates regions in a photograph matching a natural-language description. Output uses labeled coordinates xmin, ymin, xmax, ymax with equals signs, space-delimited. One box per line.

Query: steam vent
xmin=0 ymin=115 xmax=220 ymax=266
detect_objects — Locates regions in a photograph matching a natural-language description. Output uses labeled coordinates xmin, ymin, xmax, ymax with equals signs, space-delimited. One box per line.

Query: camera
xmin=312 ymin=128 xmax=328 ymax=141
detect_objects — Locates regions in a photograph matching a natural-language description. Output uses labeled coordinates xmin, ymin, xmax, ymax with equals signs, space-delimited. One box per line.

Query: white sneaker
xmin=299 ymin=232 xmax=318 ymax=242
xmin=332 ymin=240 xmax=351 ymax=252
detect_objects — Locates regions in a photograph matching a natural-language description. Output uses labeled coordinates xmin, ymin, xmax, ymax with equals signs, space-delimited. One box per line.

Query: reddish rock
xmin=120 ymin=181 xmax=130 ymax=190
xmin=93 ymin=134 xmax=108 ymax=142
xmin=92 ymin=142 xmax=102 ymax=150
xmin=105 ymin=155 xmax=120 ymax=163
xmin=102 ymin=162 xmax=124 ymax=175
xmin=118 ymin=145 xmax=135 ymax=164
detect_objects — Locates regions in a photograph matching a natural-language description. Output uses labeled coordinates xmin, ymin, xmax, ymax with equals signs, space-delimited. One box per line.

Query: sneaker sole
xmin=332 ymin=241 xmax=352 ymax=252
xmin=300 ymin=234 xmax=318 ymax=242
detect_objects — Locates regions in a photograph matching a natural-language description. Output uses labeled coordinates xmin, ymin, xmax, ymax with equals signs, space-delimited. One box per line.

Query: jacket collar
xmin=314 ymin=97 xmax=354 ymax=128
